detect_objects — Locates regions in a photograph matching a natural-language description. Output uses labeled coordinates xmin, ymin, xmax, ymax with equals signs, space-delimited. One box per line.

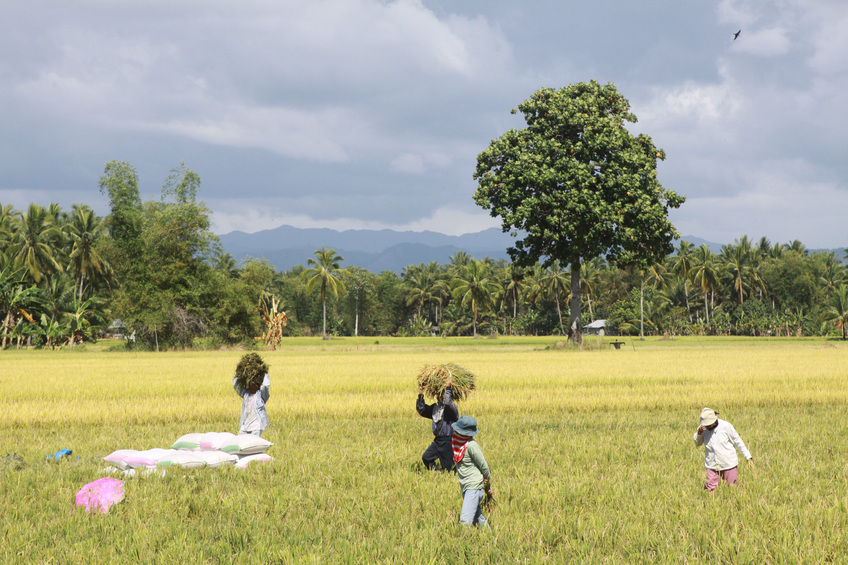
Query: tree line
xmin=1 ymin=160 xmax=847 ymax=350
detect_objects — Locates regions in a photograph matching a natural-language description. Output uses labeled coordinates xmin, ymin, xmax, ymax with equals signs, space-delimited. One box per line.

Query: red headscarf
xmin=452 ymin=431 xmax=473 ymax=464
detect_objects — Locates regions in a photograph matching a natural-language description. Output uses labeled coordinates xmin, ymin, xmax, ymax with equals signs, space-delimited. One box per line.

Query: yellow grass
xmin=3 ymin=336 xmax=848 ymax=563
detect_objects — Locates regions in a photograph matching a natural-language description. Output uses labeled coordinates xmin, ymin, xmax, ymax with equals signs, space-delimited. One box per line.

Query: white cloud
xmin=139 ymin=105 xmax=360 ymax=162
xmin=733 ymin=26 xmax=791 ymax=56
xmin=389 ymin=153 xmax=426 ymax=175
xmin=212 ymin=203 xmax=499 ymax=236
xmin=807 ymin=7 xmax=848 ymax=75
xmin=717 ymin=0 xmax=764 ymax=27
xmin=388 ymin=151 xmax=453 ymax=174
xmin=672 ymin=159 xmax=848 ymax=248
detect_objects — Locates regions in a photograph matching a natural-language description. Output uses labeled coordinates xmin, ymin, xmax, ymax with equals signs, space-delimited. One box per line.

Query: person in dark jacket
xmin=416 ymin=378 xmax=459 ymax=471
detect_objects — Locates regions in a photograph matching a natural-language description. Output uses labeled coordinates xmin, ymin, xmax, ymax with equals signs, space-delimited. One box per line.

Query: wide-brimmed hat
xmin=452 ymin=415 xmax=478 ymax=436
xmin=699 ymin=407 xmax=719 ymax=427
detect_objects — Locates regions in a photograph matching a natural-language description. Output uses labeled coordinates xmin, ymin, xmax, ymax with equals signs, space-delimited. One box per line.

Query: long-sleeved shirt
xmin=455 ymin=440 xmax=491 ymax=493
xmin=693 ymin=419 xmax=751 ymax=471
xmin=234 ymin=373 xmax=270 ymax=433
xmin=416 ymin=386 xmax=458 ymax=437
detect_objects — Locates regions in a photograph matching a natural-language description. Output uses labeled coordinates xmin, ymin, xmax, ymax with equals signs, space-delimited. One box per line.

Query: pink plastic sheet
xmin=75 ymin=477 xmax=124 ymax=514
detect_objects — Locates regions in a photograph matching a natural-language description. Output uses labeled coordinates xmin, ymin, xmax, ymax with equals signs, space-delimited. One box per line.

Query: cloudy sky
xmin=2 ymin=0 xmax=847 ymax=248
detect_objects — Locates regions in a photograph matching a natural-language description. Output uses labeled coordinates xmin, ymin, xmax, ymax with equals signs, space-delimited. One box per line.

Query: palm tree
xmin=303 ymin=246 xmax=347 ymax=340
xmin=449 ymin=251 xmax=471 ymax=271
xmin=451 ymin=259 xmax=500 ymax=338
xmin=720 ymin=241 xmax=750 ymax=305
xmin=66 ymin=204 xmax=110 ymax=300
xmin=504 ymin=263 xmax=525 ymax=324
xmin=580 ymin=257 xmax=604 ymax=322
xmin=820 ymin=285 xmax=848 ymax=340
xmin=669 ymin=241 xmax=695 ymax=322
xmin=213 ymin=251 xmax=239 ymax=278
xmin=11 ymin=204 xmax=63 ymax=284
xmin=403 ymin=265 xmax=434 ymax=321
xmin=0 ymin=264 xmax=43 ymax=348
xmin=541 ymin=260 xmax=569 ymax=335
xmin=787 ymin=240 xmax=808 ymax=256
xmin=0 ymin=204 xmax=18 ymax=253
xmin=814 ymin=251 xmax=847 ymax=296
xmin=691 ymin=245 xmax=719 ymax=325
xmin=640 ymin=262 xmax=668 ymax=340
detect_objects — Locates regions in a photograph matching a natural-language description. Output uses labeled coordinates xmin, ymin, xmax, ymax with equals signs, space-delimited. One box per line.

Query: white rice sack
xmin=221 ymin=434 xmax=273 ymax=455
xmin=235 ymin=453 xmax=273 ymax=469
xmin=124 ymin=448 xmax=172 ymax=468
xmin=197 ymin=451 xmax=238 ymax=468
xmin=157 ymin=451 xmax=206 ymax=470
xmin=102 ymin=466 xmax=166 ymax=478
xmin=199 ymin=432 xmax=238 ymax=451
xmin=103 ymin=449 xmax=137 ymax=470
xmin=171 ymin=433 xmax=203 ymax=451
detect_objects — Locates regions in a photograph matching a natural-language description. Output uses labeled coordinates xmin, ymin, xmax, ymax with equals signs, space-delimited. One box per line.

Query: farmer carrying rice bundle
xmin=233 ymin=353 xmax=271 ymax=437
xmin=415 ymin=363 xmax=476 ymax=471
xmin=694 ymin=407 xmax=755 ymax=491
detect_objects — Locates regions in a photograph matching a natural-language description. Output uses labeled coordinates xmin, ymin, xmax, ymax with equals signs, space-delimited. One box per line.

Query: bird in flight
xmin=733 ymin=30 xmax=741 ymax=40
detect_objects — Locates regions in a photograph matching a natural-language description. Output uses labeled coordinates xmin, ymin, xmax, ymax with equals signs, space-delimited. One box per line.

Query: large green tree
xmin=473 ymin=80 xmax=685 ymax=343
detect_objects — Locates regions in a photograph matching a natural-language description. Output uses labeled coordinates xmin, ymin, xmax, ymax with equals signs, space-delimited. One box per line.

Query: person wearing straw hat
xmin=452 ymin=415 xmax=492 ymax=527
xmin=416 ymin=378 xmax=459 ymax=471
xmin=694 ymin=407 xmax=754 ymax=491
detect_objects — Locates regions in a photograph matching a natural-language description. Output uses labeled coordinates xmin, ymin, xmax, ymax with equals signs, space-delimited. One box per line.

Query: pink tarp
xmin=75 ymin=477 xmax=124 ymax=514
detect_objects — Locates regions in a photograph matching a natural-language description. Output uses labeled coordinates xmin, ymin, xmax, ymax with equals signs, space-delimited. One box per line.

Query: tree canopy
xmin=473 ymin=80 xmax=685 ymax=342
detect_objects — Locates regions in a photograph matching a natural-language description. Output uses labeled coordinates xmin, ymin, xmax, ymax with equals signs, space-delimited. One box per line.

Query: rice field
xmin=3 ymin=336 xmax=848 ymax=563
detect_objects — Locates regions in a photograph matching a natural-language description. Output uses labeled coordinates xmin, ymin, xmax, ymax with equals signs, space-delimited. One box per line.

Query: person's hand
xmin=446 ymin=377 xmax=452 ymax=387
xmin=697 ymin=425 xmax=705 ymax=435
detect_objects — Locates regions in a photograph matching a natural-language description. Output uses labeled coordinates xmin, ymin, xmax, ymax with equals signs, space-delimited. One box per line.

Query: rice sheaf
xmin=234 ymin=353 xmax=269 ymax=389
xmin=416 ymin=362 xmax=476 ymax=402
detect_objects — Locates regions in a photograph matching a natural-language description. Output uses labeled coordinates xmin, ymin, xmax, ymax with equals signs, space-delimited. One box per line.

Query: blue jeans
xmin=459 ymin=489 xmax=488 ymax=527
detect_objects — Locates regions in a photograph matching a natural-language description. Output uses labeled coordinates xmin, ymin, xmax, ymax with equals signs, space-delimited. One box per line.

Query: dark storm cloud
xmin=0 ymin=0 xmax=846 ymax=246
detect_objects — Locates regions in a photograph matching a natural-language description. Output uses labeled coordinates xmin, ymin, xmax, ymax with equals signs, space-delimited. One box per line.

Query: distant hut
xmin=106 ymin=319 xmax=127 ymax=339
xmin=584 ymin=319 xmax=607 ymax=336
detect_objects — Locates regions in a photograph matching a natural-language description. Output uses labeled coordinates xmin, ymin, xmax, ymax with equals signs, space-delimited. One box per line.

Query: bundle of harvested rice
xmin=234 ymin=353 xmax=268 ymax=389
xmin=416 ymin=362 xmax=476 ymax=402
xmin=481 ymin=479 xmax=497 ymax=512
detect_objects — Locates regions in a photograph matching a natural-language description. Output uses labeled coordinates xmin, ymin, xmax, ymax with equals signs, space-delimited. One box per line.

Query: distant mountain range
xmin=217 ymin=226 xmax=842 ymax=273
xmin=218 ymin=225 xmax=517 ymax=273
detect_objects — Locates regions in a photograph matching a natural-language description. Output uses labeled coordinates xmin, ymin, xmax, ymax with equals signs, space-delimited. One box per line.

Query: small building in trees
xmin=584 ymin=319 xmax=607 ymax=336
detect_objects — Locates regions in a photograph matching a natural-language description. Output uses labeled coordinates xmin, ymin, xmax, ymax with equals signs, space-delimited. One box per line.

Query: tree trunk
xmin=322 ymin=296 xmax=328 ymax=340
xmin=684 ymin=280 xmax=691 ymax=323
xmin=554 ymin=287 xmax=565 ymax=336
xmin=568 ymin=262 xmax=582 ymax=345
xmin=1 ymin=312 xmax=10 ymax=349
xmin=354 ymin=295 xmax=360 ymax=337
xmin=639 ymin=274 xmax=645 ymax=341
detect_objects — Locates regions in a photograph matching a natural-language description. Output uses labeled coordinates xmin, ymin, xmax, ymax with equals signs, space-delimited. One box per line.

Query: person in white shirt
xmin=234 ymin=373 xmax=270 ymax=437
xmin=694 ymin=407 xmax=755 ymax=491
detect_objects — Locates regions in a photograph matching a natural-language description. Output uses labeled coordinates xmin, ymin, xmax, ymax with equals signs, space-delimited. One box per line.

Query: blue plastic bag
xmin=46 ymin=449 xmax=73 ymax=461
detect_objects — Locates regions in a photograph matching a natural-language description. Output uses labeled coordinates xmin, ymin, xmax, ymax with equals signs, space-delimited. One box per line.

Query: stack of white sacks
xmin=103 ymin=432 xmax=273 ymax=474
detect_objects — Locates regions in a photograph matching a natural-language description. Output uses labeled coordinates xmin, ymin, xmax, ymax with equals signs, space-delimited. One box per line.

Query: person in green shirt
xmin=451 ymin=415 xmax=492 ymax=527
